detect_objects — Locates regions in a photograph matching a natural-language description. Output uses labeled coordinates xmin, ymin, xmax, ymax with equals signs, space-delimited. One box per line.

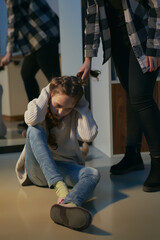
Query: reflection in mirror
xmin=0 ymin=0 xmax=58 ymax=153
xmin=0 ymin=60 xmax=26 ymax=153
xmin=0 ymin=1 xmax=25 ymax=153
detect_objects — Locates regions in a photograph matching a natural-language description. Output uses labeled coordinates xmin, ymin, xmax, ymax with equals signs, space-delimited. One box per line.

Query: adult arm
xmin=78 ymin=0 xmax=100 ymax=80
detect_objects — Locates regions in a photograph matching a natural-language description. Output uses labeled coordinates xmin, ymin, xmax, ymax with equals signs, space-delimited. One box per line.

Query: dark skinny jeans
xmin=111 ymin=25 xmax=160 ymax=157
xmin=21 ymin=40 xmax=60 ymax=102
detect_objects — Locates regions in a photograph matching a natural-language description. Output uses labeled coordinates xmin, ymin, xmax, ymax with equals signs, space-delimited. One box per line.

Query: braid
xmin=45 ymin=76 xmax=84 ymax=149
xmin=49 ymin=76 xmax=84 ymax=100
xmin=45 ymin=98 xmax=59 ymax=149
xmin=77 ymin=70 xmax=100 ymax=86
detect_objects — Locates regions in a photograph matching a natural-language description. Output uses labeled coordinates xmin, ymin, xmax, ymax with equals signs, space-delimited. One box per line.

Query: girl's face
xmin=50 ymin=93 xmax=77 ymax=119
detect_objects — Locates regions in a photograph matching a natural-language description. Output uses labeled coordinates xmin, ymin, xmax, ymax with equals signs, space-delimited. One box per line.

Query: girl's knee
xmin=93 ymin=168 xmax=101 ymax=183
xmin=80 ymin=167 xmax=100 ymax=183
xmin=27 ymin=125 xmax=45 ymax=137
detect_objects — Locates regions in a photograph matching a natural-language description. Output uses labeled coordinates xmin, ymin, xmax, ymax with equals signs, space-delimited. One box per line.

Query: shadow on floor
xmin=82 ymin=163 xmax=151 ymax=235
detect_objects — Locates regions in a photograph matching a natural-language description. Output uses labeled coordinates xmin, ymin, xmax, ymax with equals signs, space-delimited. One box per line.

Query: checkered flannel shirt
xmin=85 ymin=0 xmax=160 ymax=73
xmin=6 ymin=0 xmax=60 ymax=56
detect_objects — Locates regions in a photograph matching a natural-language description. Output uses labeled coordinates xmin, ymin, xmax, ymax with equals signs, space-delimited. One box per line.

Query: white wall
xmin=58 ymin=0 xmax=113 ymax=156
xmin=47 ymin=0 xmax=59 ymax=15
xmin=91 ymin=43 xmax=113 ymax=157
xmin=58 ymin=0 xmax=83 ymax=75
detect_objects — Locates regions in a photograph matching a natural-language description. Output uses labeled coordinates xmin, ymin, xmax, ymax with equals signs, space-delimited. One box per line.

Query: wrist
xmin=85 ymin=57 xmax=92 ymax=63
xmin=7 ymin=52 xmax=12 ymax=57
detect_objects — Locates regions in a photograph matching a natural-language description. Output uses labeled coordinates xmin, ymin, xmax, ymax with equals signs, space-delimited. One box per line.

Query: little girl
xmin=16 ymin=75 xmax=100 ymax=231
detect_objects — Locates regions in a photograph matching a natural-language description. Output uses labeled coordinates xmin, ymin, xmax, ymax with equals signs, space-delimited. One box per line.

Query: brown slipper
xmin=50 ymin=204 xmax=92 ymax=231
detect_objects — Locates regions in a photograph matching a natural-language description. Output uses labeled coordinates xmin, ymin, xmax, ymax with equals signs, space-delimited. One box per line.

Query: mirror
xmin=0 ymin=0 xmax=87 ymax=154
xmin=0 ymin=1 xmax=25 ymax=153
xmin=0 ymin=0 xmax=58 ymax=153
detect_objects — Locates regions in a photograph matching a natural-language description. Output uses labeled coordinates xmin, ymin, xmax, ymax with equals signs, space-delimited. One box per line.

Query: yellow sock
xmin=65 ymin=202 xmax=77 ymax=207
xmin=53 ymin=181 xmax=69 ymax=198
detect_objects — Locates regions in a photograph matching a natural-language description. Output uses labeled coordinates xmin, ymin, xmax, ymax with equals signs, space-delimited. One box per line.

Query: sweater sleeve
xmin=75 ymin=95 xmax=98 ymax=142
xmin=146 ymin=0 xmax=160 ymax=57
xmin=24 ymin=84 xmax=50 ymax=126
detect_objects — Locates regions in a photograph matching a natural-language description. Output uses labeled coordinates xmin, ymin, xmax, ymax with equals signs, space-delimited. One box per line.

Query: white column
xmin=91 ymin=53 xmax=113 ymax=157
xmin=58 ymin=0 xmax=83 ymax=75
xmin=58 ymin=1 xmax=113 ymax=156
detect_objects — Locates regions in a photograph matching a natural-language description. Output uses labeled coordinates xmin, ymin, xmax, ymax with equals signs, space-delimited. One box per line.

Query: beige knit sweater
xmin=15 ymin=84 xmax=98 ymax=185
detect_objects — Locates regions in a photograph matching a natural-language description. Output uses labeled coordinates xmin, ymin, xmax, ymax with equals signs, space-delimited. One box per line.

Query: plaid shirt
xmin=6 ymin=0 xmax=60 ymax=56
xmin=85 ymin=0 xmax=160 ymax=73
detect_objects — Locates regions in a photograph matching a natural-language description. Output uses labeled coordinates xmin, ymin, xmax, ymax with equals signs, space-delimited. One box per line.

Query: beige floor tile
xmin=0 ymin=147 xmax=160 ymax=240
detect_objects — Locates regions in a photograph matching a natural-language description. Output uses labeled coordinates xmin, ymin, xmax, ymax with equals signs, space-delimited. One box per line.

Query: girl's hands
xmin=145 ymin=56 xmax=160 ymax=72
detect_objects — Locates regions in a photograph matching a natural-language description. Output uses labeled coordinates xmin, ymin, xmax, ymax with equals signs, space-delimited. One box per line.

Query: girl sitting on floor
xmin=16 ymin=75 xmax=100 ymax=231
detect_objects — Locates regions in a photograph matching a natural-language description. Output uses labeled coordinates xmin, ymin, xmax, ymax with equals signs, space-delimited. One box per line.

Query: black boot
xmin=143 ymin=157 xmax=160 ymax=192
xmin=110 ymin=146 xmax=144 ymax=175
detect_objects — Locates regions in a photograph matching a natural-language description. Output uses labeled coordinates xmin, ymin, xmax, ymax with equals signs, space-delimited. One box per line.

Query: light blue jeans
xmin=25 ymin=125 xmax=100 ymax=206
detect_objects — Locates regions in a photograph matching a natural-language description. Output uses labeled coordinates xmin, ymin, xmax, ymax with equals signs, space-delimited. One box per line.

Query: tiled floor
xmin=0 ymin=121 xmax=25 ymax=152
xmin=0 ymin=147 xmax=160 ymax=240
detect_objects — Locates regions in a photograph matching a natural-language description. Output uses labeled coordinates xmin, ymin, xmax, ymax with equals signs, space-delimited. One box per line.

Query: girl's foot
xmin=50 ymin=204 xmax=92 ymax=231
xmin=57 ymin=197 xmax=65 ymax=204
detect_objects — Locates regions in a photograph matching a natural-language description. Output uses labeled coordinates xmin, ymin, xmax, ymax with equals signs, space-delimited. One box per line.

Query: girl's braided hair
xmin=45 ymin=71 xmax=100 ymax=149
xmin=45 ymin=75 xmax=84 ymax=149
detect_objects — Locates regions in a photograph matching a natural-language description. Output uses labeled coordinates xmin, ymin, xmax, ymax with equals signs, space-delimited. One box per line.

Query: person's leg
xmin=35 ymin=40 xmax=61 ymax=82
xmin=18 ymin=54 xmax=40 ymax=129
xmin=25 ymin=125 xmax=69 ymax=198
xmin=110 ymin=28 xmax=144 ymax=174
xmin=129 ymin=49 xmax=160 ymax=192
xmin=25 ymin=125 xmax=100 ymax=201
xmin=50 ymin=161 xmax=100 ymax=230
xmin=21 ymin=54 xmax=40 ymax=102
xmin=126 ymin=97 xmax=142 ymax=147
xmin=55 ymin=161 xmax=100 ymax=206
xmin=25 ymin=125 xmax=99 ymax=230
xmin=129 ymin=49 xmax=160 ymax=157
xmin=0 ymin=85 xmax=7 ymax=137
